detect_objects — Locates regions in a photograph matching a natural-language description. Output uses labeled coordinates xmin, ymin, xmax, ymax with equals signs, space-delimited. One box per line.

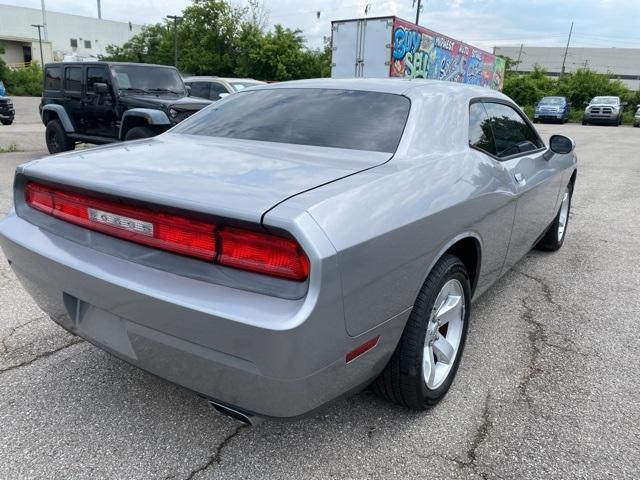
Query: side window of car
xmin=468 ymin=102 xmax=496 ymax=156
xmin=44 ymin=67 xmax=62 ymax=91
xmin=86 ymin=67 xmax=109 ymax=92
xmin=64 ymin=67 xmax=82 ymax=92
xmin=188 ymin=82 xmax=210 ymax=99
xmin=483 ymin=102 xmax=544 ymax=158
xmin=209 ymin=82 xmax=228 ymax=100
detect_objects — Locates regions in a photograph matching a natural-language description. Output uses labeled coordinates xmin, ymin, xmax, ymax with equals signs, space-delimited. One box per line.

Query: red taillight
xmin=218 ymin=227 xmax=309 ymax=281
xmin=25 ymin=182 xmax=216 ymax=260
xmin=24 ymin=181 xmax=309 ymax=281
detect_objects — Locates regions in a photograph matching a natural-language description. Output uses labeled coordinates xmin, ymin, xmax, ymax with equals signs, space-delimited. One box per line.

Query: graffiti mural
xmin=390 ymin=18 xmax=505 ymax=91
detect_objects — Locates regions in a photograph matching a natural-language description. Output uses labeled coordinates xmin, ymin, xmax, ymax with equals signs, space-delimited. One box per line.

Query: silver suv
xmin=582 ymin=96 xmax=625 ymax=126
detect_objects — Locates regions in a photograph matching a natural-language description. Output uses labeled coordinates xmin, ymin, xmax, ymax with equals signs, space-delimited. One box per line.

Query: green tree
xmin=102 ymin=24 xmax=173 ymax=65
xmin=502 ymin=65 xmax=554 ymax=107
xmin=100 ymin=0 xmax=331 ymax=81
xmin=555 ymin=68 xmax=629 ymax=109
xmin=178 ymin=0 xmax=245 ymax=75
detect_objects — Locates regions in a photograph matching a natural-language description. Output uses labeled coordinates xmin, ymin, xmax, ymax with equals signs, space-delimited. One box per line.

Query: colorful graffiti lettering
xmin=392 ymin=27 xmax=422 ymax=60
xmin=389 ymin=18 xmax=505 ymax=91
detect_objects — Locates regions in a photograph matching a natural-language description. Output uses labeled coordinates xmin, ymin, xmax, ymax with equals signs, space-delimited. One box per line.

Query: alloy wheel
xmin=557 ymin=187 xmax=570 ymax=241
xmin=423 ymin=279 xmax=465 ymax=390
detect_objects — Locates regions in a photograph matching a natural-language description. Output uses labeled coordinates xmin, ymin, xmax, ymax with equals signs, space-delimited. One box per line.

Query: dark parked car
xmin=582 ymin=96 xmax=625 ymax=126
xmin=40 ymin=62 xmax=212 ymax=154
xmin=0 ymin=80 xmax=15 ymax=126
xmin=533 ymin=96 xmax=569 ymax=123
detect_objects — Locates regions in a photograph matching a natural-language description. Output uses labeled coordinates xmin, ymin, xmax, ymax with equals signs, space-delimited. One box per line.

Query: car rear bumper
xmin=0 ymin=212 xmax=407 ymax=418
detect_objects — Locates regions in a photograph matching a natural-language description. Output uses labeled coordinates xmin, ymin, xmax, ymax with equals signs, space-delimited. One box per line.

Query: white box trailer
xmin=331 ymin=16 xmax=506 ymax=90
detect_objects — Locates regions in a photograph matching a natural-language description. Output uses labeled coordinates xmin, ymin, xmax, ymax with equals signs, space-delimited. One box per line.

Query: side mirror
xmin=549 ymin=135 xmax=575 ymax=155
xmin=94 ymin=82 xmax=109 ymax=94
xmin=621 ymin=101 xmax=628 ymax=106
xmin=583 ymin=101 xmax=590 ymax=106
xmin=534 ymin=102 xmax=539 ymax=107
xmin=218 ymin=92 xmax=230 ymax=99
xmin=185 ymin=85 xmax=191 ymax=96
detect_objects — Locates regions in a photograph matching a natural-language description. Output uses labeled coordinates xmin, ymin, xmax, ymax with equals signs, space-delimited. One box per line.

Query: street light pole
xmin=166 ymin=15 xmax=182 ymax=67
xmin=40 ymin=0 xmax=48 ymax=40
xmin=31 ymin=24 xmax=45 ymax=72
xmin=561 ymin=21 xmax=574 ymax=76
xmin=414 ymin=0 xmax=423 ymax=25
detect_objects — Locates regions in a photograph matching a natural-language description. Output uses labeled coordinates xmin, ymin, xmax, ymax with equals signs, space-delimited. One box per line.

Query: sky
xmin=3 ymin=0 xmax=640 ymax=51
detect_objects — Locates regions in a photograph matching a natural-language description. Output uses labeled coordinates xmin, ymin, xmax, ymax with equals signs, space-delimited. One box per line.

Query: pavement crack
xmin=0 ymin=315 xmax=48 ymax=354
xmin=518 ymin=297 xmax=546 ymax=408
xmin=514 ymin=269 xmax=598 ymax=406
xmin=512 ymin=268 xmax=559 ymax=309
xmin=182 ymin=424 xmax=248 ymax=480
xmin=0 ymin=337 xmax=85 ymax=374
xmin=437 ymin=391 xmax=492 ymax=479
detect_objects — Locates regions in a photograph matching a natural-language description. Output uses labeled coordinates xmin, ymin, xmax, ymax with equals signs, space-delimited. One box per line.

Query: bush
xmin=4 ymin=63 xmax=42 ymax=96
xmin=503 ymin=64 xmax=639 ymax=124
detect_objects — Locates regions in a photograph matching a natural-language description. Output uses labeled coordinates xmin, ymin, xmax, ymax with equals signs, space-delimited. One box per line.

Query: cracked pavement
xmin=1 ymin=99 xmax=639 ymax=479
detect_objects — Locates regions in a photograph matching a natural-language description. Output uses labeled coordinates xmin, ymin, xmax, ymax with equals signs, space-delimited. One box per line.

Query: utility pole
xmin=561 ymin=21 xmax=573 ymax=75
xmin=40 ymin=0 xmax=48 ymax=40
xmin=413 ymin=0 xmax=423 ymax=25
xmin=166 ymin=15 xmax=182 ymax=67
xmin=31 ymin=24 xmax=45 ymax=72
xmin=515 ymin=43 xmax=523 ymax=74
xmin=97 ymin=0 xmax=102 ymax=19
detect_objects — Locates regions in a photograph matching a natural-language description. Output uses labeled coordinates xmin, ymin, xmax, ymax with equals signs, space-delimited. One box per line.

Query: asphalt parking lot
xmin=1 ymin=97 xmax=639 ymax=480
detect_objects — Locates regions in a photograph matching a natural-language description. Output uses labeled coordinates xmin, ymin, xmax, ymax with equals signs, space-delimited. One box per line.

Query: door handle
xmin=514 ymin=173 xmax=526 ymax=186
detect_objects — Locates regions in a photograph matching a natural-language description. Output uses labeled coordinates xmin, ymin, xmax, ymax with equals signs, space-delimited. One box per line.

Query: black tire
xmin=124 ymin=126 xmax=157 ymax=140
xmin=45 ymin=119 xmax=75 ymax=154
xmin=533 ymin=118 xmax=538 ymax=124
xmin=535 ymin=182 xmax=573 ymax=251
xmin=1 ymin=119 xmax=13 ymax=126
xmin=582 ymin=119 xmax=588 ymax=125
xmin=372 ymin=254 xmax=471 ymax=409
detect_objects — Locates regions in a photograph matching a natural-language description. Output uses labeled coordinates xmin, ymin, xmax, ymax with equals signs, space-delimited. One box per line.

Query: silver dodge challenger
xmin=0 ymin=79 xmax=577 ymax=423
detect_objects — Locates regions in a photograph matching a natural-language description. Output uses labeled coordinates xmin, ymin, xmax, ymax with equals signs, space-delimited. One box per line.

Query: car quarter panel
xmin=265 ymin=85 xmax=519 ymax=337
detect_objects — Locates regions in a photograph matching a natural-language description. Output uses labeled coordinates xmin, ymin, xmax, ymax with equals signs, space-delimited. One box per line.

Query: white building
xmin=0 ymin=3 xmax=142 ymax=66
xmin=494 ymin=46 xmax=640 ymax=90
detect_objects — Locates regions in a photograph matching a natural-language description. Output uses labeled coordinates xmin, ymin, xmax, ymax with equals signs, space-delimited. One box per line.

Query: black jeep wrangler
xmin=40 ymin=62 xmax=212 ymax=154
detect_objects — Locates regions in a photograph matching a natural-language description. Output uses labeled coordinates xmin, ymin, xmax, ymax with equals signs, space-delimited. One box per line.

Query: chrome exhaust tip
xmin=208 ymin=400 xmax=263 ymax=426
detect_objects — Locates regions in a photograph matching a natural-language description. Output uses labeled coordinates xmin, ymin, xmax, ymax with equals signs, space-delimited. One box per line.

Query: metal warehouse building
xmin=494 ymin=46 xmax=640 ymax=90
xmin=0 ymin=3 xmax=142 ymax=66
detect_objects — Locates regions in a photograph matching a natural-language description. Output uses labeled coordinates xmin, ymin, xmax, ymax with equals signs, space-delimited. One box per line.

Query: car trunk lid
xmin=19 ymin=133 xmax=392 ymax=223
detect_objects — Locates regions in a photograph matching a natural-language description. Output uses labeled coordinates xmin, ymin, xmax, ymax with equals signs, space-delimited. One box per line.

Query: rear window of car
xmin=44 ymin=67 xmax=62 ymax=90
xmin=173 ymin=88 xmax=411 ymax=153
